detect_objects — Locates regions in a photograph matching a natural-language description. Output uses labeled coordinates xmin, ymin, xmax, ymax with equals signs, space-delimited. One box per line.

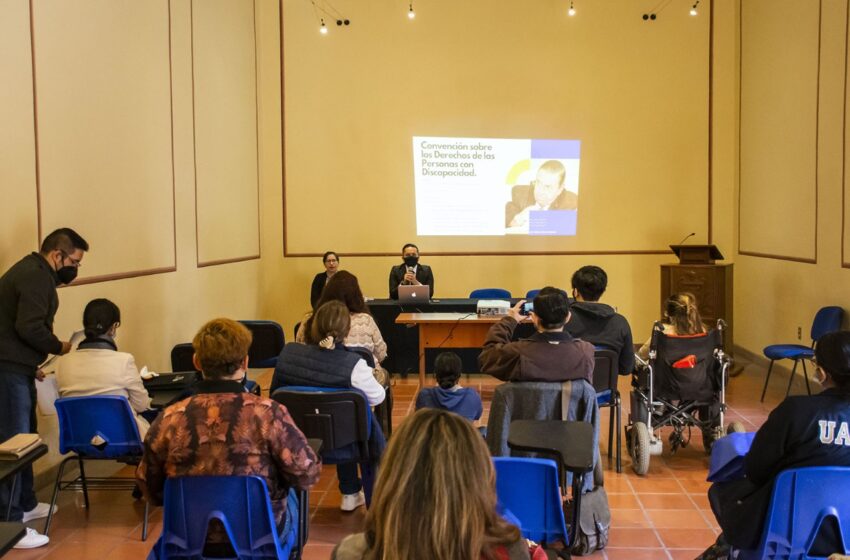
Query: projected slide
xmin=413 ymin=137 xmax=581 ymax=236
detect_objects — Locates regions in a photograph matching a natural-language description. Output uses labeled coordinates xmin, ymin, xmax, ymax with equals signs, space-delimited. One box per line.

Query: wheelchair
xmin=625 ymin=319 xmax=733 ymax=475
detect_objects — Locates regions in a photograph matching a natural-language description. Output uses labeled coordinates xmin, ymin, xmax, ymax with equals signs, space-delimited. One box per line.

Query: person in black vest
xmin=388 ymin=243 xmax=434 ymax=300
xmin=273 ymin=301 xmax=385 ymax=513
xmin=698 ymin=331 xmax=850 ymax=559
xmin=0 ymin=228 xmax=88 ymax=550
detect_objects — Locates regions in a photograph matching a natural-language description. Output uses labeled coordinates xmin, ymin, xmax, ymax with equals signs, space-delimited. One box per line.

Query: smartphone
xmin=521 ymin=302 xmax=534 ymax=316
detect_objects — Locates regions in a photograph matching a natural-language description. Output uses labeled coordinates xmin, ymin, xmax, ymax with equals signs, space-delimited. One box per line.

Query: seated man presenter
xmin=388 ymin=243 xmax=434 ymax=300
xmin=478 ymin=287 xmax=594 ymax=383
xmin=565 ymin=265 xmax=635 ymax=376
xmin=137 ymin=318 xmax=321 ymax=553
xmin=505 ymin=159 xmax=578 ymax=228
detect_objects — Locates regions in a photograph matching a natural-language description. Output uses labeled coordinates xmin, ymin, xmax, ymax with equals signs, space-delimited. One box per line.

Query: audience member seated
xmin=55 ymin=298 xmax=152 ymax=437
xmin=388 ymin=243 xmax=434 ymax=300
xmin=274 ymin=301 xmax=386 ymax=513
xmin=415 ymin=352 xmax=483 ymax=424
xmin=297 ymin=270 xmax=389 ymax=385
xmin=637 ymin=292 xmax=706 ymax=361
xmin=479 ymin=287 xmax=594 ymax=383
xmin=136 ymin=318 xmax=321 ymax=554
xmin=698 ymin=331 xmax=850 ymax=560
xmin=332 ymin=408 xmax=546 ymax=560
xmin=565 ymin=265 xmax=635 ymax=375
xmin=310 ymin=251 xmax=340 ymax=309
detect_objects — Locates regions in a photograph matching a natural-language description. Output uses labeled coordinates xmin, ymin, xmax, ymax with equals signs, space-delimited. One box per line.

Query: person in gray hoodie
xmin=565 ymin=265 xmax=635 ymax=375
xmin=415 ymin=352 xmax=482 ymax=423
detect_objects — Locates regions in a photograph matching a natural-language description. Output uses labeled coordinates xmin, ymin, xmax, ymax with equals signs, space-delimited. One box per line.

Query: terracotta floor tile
xmin=608 ymin=493 xmax=640 ymax=509
xmin=638 ymin=494 xmax=697 ymax=510
xmin=655 ymin=528 xmax=717 ymax=549
xmin=608 ymin=527 xmax=662 ymax=548
xmin=610 ymin=508 xmax=651 ymax=528
xmin=629 ymin=478 xmax=683 ymax=494
xmin=301 ymin=543 xmax=337 ymax=559
xmin=667 ymin=549 xmax=707 ymax=560
xmin=604 ymin=548 xmax=669 ymax=559
xmin=646 ymin=509 xmax=712 ymax=530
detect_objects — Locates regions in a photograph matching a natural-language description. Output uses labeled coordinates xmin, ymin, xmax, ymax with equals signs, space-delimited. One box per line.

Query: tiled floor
xmin=7 ymin=354 xmax=801 ymax=560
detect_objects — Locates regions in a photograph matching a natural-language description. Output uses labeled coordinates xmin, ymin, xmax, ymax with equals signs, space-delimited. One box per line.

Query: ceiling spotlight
xmin=690 ymin=0 xmax=699 ymax=16
xmin=320 ymin=18 xmax=328 ymax=34
xmin=408 ymin=4 xmax=415 ymax=19
xmin=568 ymin=0 xmax=575 ymax=16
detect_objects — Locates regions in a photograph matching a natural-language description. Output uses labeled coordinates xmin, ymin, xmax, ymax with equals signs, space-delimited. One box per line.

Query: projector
xmin=476 ymin=299 xmax=511 ymax=316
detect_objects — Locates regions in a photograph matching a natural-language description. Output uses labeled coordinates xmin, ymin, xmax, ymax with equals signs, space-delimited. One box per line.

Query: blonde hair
xmin=305 ymin=300 xmax=351 ymax=345
xmin=192 ymin=318 xmax=252 ymax=378
xmin=664 ymin=292 xmax=706 ymax=335
xmin=536 ymin=159 xmax=566 ymax=186
xmin=363 ymin=409 xmax=521 ymax=560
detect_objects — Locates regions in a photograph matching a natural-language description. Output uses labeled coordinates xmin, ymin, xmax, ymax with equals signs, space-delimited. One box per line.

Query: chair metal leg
xmin=615 ymin=397 xmax=622 ymax=474
xmin=570 ymin=471 xmax=586 ymax=546
xmin=141 ymin=500 xmax=149 ymax=541
xmin=760 ymin=360 xmax=775 ymax=402
xmin=78 ymin=457 xmax=90 ymax=509
xmin=45 ymin=456 xmax=72 ymax=535
xmin=802 ymin=359 xmax=811 ymax=396
xmin=785 ymin=360 xmax=799 ymax=399
xmin=5 ymin=475 xmax=17 ymax=521
xmin=607 ymin=405 xmax=614 ymax=459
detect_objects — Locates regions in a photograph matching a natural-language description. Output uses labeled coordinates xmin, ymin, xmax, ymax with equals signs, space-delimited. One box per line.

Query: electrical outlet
xmin=797 ymin=326 xmax=802 ymax=341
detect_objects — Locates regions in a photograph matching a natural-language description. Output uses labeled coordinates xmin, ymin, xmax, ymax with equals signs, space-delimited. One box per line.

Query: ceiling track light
xmin=690 ymin=0 xmax=699 ymax=16
xmin=568 ymin=0 xmax=575 ymax=16
xmin=408 ymin=2 xmax=415 ymax=19
xmin=319 ymin=17 xmax=328 ymax=34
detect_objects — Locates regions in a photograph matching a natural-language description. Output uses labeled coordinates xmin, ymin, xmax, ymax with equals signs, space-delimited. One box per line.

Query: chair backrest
xmin=170 ymin=342 xmax=198 ymax=372
xmin=55 ymin=396 xmax=142 ymax=457
xmin=649 ymin=324 xmax=722 ymax=402
xmin=591 ymin=347 xmax=618 ymax=395
xmin=811 ymin=306 xmax=844 ymax=342
xmin=470 ymin=288 xmax=512 ymax=299
xmin=272 ymin=388 xmax=371 ymax=461
xmin=493 ymin=457 xmax=568 ymax=544
xmin=159 ymin=475 xmax=293 ymax=560
xmin=741 ymin=467 xmax=850 ymax=559
xmin=526 ymin=289 xmax=541 ymax=300
xmin=240 ymin=320 xmax=286 ymax=368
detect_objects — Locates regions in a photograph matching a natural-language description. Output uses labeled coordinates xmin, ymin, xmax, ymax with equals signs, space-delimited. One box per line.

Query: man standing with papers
xmin=0 ymin=228 xmax=88 ymax=549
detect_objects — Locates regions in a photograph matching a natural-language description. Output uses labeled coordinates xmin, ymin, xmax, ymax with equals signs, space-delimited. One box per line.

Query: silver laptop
xmin=398 ymin=284 xmax=431 ymax=304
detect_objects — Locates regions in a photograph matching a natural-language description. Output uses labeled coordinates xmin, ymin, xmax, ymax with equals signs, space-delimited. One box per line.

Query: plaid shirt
xmin=136 ymin=380 xmax=321 ymax=520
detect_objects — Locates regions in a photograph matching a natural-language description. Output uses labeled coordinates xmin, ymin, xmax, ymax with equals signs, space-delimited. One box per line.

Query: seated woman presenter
xmin=273 ymin=301 xmax=386 ymax=513
xmin=55 ymin=298 xmax=152 ymax=437
xmin=297 ymin=270 xmax=389 ymax=385
xmin=332 ymin=408 xmax=546 ymax=560
xmin=310 ymin=251 xmax=340 ymax=309
xmin=698 ymin=330 xmax=850 ymax=559
xmin=637 ymin=291 xmax=706 ymax=361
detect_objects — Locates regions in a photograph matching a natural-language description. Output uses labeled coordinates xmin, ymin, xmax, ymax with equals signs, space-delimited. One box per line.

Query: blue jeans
xmin=0 ymin=371 xmax=38 ymax=521
xmin=336 ymin=463 xmax=362 ymax=495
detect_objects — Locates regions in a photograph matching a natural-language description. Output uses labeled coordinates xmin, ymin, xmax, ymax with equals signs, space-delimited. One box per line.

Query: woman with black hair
xmin=698 ymin=331 xmax=850 ymax=559
xmin=55 ymin=299 xmax=152 ymax=436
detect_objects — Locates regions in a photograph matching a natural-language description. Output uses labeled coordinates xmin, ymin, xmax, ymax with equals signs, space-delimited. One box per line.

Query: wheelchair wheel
xmin=726 ymin=421 xmax=745 ymax=434
xmin=630 ymin=421 xmax=651 ymax=475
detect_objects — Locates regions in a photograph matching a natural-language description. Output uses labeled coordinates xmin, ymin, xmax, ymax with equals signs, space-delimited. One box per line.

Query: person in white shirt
xmin=55 ymin=299 xmax=152 ymax=437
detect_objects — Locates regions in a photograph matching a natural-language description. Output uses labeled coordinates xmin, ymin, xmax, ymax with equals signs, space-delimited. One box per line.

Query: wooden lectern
xmin=661 ymin=244 xmax=733 ymax=351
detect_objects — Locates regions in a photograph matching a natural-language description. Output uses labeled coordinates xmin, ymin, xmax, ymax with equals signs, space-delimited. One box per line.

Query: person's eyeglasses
xmin=60 ymin=251 xmax=82 ymax=268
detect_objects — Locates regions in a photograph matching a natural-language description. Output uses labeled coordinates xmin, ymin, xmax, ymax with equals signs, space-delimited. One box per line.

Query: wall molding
xmin=192 ymin=0 xmax=262 ymax=268
xmin=278 ymin=0 xmax=715 ymax=259
xmin=737 ymin=0 xmax=821 ymax=264
xmin=841 ymin=0 xmax=850 ymax=268
xmin=29 ymin=0 xmax=178 ymax=284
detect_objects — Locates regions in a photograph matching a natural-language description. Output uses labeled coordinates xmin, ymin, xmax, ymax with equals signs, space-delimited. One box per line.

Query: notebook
xmin=0 ymin=433 xmax=42 ymax=460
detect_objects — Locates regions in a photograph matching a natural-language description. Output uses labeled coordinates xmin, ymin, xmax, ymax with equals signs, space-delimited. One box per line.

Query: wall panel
xmin=192 ymin=0 xmax=261 ymax=266
xmin=32 ymin=0 xmax=176 ymax=281
xmin=739 ymin=0 xmax=819 ymax=262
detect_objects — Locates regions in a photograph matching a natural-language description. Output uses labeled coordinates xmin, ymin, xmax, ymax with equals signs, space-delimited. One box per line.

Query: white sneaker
xmin=13 ymin=527 xmax=49 ymax=549
xmin=340 ymin=491 xmax=365 ymax=512
xmin=22 ymin=502 xmax=57 ymax=523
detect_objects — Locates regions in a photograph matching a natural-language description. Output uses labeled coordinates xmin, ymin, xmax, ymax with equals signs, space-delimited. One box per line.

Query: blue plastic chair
xmin=761 ymin=306 xmax=843 ymax=402
xmin=152 ymin=476 xmax=298 ymax=560
xmin=592 ymin=348 xmax=621 ymax=473
xmin=493 ymin=457 xmax=568 ymax=546
xmin=526 ymin=289 xmax=541 ymax=300
xmin=470 ymin=288 xmax=512 ymax=299
xmin=738 ymin=467 xmax=850 ymax=559
xmin=46 ymin=396 xmax=149 ymax=539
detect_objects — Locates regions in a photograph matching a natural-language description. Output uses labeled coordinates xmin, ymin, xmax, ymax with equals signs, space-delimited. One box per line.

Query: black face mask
xmin=56 ymin=266 xmax=78 ymax=285
xmin=403 ymin=256 xmax=419 ymax=267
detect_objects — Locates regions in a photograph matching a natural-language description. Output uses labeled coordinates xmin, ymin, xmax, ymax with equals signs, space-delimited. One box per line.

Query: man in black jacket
xmin=0 ymin=228 xmax=88 ymax=549
xmin=565 ymin=265 xmax=635 ymax=375
xmin=388 ymin=243 xmax=434 ymax=300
